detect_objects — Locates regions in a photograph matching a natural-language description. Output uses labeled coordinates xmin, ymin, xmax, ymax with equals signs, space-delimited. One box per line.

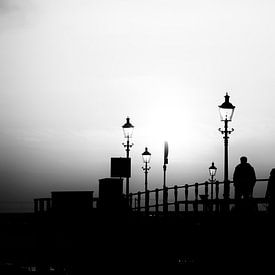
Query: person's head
xmin=240 ymin=156 xmax=247 ymax=164
xmin=270 ymin=168 xmax=275 ymax=177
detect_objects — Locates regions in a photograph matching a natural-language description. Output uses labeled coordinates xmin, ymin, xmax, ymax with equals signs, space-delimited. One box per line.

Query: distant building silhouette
xmin=98 ymin=178 xmax=130 ymax=213
xmin=51 ymin=191 xmax=94 ymax=214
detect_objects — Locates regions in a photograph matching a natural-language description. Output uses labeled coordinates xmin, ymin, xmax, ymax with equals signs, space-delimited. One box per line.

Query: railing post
xmin=145 ymin=190 xmax=149 ymax=215
xmin=174 ymin=185 xmax=179 ymax=212
xmin=204 ymin=181 xmax=209 ymax=212
xmin=185 ymin=184 xmax=189 ymax=212
xmin=222 ymin=179 xmax=231 ymax=212
xmin=137 ymin=192 xmax=141 ymax=212
xmin=134 ymin=198 xmax=137 ymax=210
xmin=34 ymin=199 xmax=38 ymax=213
xmin=215 ymin=181 xmax=220 ymax=212
xmin=39 ymin=199 xmax=44 ymax=213
xmin=194 ymin=183 xmax=198 ymax=212
xmin=155 ymin=188 xmax=159 ymax=213
xmin=215 ymin=181 xmax=219 ymax=199
xmin=46 ymin=199 xmax=51 ymax=212
xmin=205 ymin=181 xmax=209 ymax=198
xmin=210 ymin=181 xmax=213 ymax=200
xmin=129 ymin=193 xmax=133 ymax=210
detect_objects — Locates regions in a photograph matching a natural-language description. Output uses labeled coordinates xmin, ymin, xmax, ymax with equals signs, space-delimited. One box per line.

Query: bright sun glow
xmin=145 ymin=95 xmax=196 ymax=145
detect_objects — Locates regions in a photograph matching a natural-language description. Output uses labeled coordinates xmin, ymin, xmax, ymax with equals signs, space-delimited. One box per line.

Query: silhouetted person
xmin=265 ymin=168 xmax=275 ymax=215
xmin=233 ymin=156 xmax=256 ymax=200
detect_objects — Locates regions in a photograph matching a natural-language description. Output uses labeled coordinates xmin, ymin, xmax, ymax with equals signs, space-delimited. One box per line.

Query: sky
xmin=0 ymin=0 xmax=275 ymax=212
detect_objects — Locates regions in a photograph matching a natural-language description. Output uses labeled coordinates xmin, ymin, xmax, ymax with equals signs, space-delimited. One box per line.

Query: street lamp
xmin=142 ymin=147 xmax=151 ymax=214
xmin=122 ymin=117 xmax=134 ymax=198
xmin=218 ymin=93 xmax=235 ymax=202
xmin=209 ymin=162 xmax=217 ymax=200
xmin=163 ymin=141 xmax=169 ymax=213
xmin=142 ymin=147 xmax=151 ymax=192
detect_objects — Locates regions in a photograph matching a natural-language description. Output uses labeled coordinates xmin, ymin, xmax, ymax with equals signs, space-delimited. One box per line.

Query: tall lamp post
xmin=209 ymin=162 xmax=217 ymax=200
xmin=122 ymin=117 xmax=134 ymax=199
xmin=163 ymin=141 xmax=169 ymax=213
xmin=142 ymin=147 xmax=151 ymax=214
xmin=218 ymin=93 xmax=235 ymax=203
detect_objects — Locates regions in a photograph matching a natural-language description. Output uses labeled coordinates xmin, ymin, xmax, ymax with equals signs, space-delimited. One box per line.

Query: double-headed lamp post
xmin=122 ymin=117 xmax=134 ymax=198
xmin=218 ymin=93 xmax=235 ymax=202
xmin=142 ymin=147 xmax=151 ymax=214
xmin=209 ymin=162 xmax=217 ymax=200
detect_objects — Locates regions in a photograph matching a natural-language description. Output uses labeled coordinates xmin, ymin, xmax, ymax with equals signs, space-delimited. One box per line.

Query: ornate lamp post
xmin=218 ymin=93 xmax=235 ymax=203
xmin=142 ymin=147 xmax=151 ymax=214
xmin=122 ymin=117 xmax=134 ymax=198
xmin=209 ymin=162 xmax=217 ymax=200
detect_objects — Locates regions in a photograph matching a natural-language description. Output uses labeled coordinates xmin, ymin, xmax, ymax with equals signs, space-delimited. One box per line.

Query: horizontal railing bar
xmin=129 ymin=179 xmax=269 ymax=197
xmin=132 ymin=197 xmax=268 ymax=211
xmin=34 ymin=198 xmax=52 ymax=200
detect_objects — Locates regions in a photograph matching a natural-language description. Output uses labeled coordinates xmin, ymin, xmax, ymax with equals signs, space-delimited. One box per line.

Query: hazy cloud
xmin=0 ymin=0 xmax=35 ymax=29
xmin=0 ymin=0 xmax=32 ymax=12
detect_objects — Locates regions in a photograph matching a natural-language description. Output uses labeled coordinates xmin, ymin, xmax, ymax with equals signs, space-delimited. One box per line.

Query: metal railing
xmin=33 ymin=179 xmax=269 ymax=214
xmin=129 ymin=179 xmax=269 ymax=214
xmin=34 ymin=197 xmax=99 ymax=213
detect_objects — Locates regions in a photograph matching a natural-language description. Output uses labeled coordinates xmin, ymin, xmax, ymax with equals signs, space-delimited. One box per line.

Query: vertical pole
xmin=223 ymin=120 xmax=230 ymax=212
xmin=204 ymin=181 xmax=209 ymax=212
xmin=155 ymin=188 xmax=159 ymax=213
xmin=185 ymin=184 xmax=189 ymax=212
xmin=215 ymin=181 xmax=220 ymax=200
xmin=210 ymin=176 xmax=214 ymax=200
xmin=163 ymin=164 xmax=168 ymax=213
xmin=34 ymin=199 xmax=38 ymax=213
xmin=174 ymin=185 xmax=179 ymax=212
xmin=129 ymin=193 xmax=133 ymax=210
xmin=137 ymin=192 xmax=141 ymax=212
xmin=210 ymin=178 xmax=214 ymax=212
xmin=145 ymin=162 xmax=148 ymax=215
xmin=215 ymin=181 xmax=220 ymax=212
xmin=126 ymin=137 xmax=130 ymax=201
xmin=163 ymin=164 xmax=167 ymax=188
xmin=46 ymin=199 xmax=51 ymax=212
xmin=194 ymin=183 xmax=198 ymax=212
xmin=39 ymin=199 xmax=44 ymax=213
xmin=205 ymin=181 xmax=209 ymax=198
xmin=163 ymin=187 xmax=168 ymax=213
xmin=146 ymin=191 xmax=150 ymax=215
xmin=224 ymin=120 xmax=229 ymax=198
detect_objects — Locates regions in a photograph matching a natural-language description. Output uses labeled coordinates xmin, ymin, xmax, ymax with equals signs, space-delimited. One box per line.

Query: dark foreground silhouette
xmin=0 ymin=204 xmax=274 ymax=274
xmin=1 ymin=174 xmax=275 ymax=274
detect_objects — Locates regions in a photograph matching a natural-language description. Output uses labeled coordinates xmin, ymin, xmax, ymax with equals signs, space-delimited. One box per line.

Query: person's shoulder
xmin=247 ymin=163 xmax=255 ymax=169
